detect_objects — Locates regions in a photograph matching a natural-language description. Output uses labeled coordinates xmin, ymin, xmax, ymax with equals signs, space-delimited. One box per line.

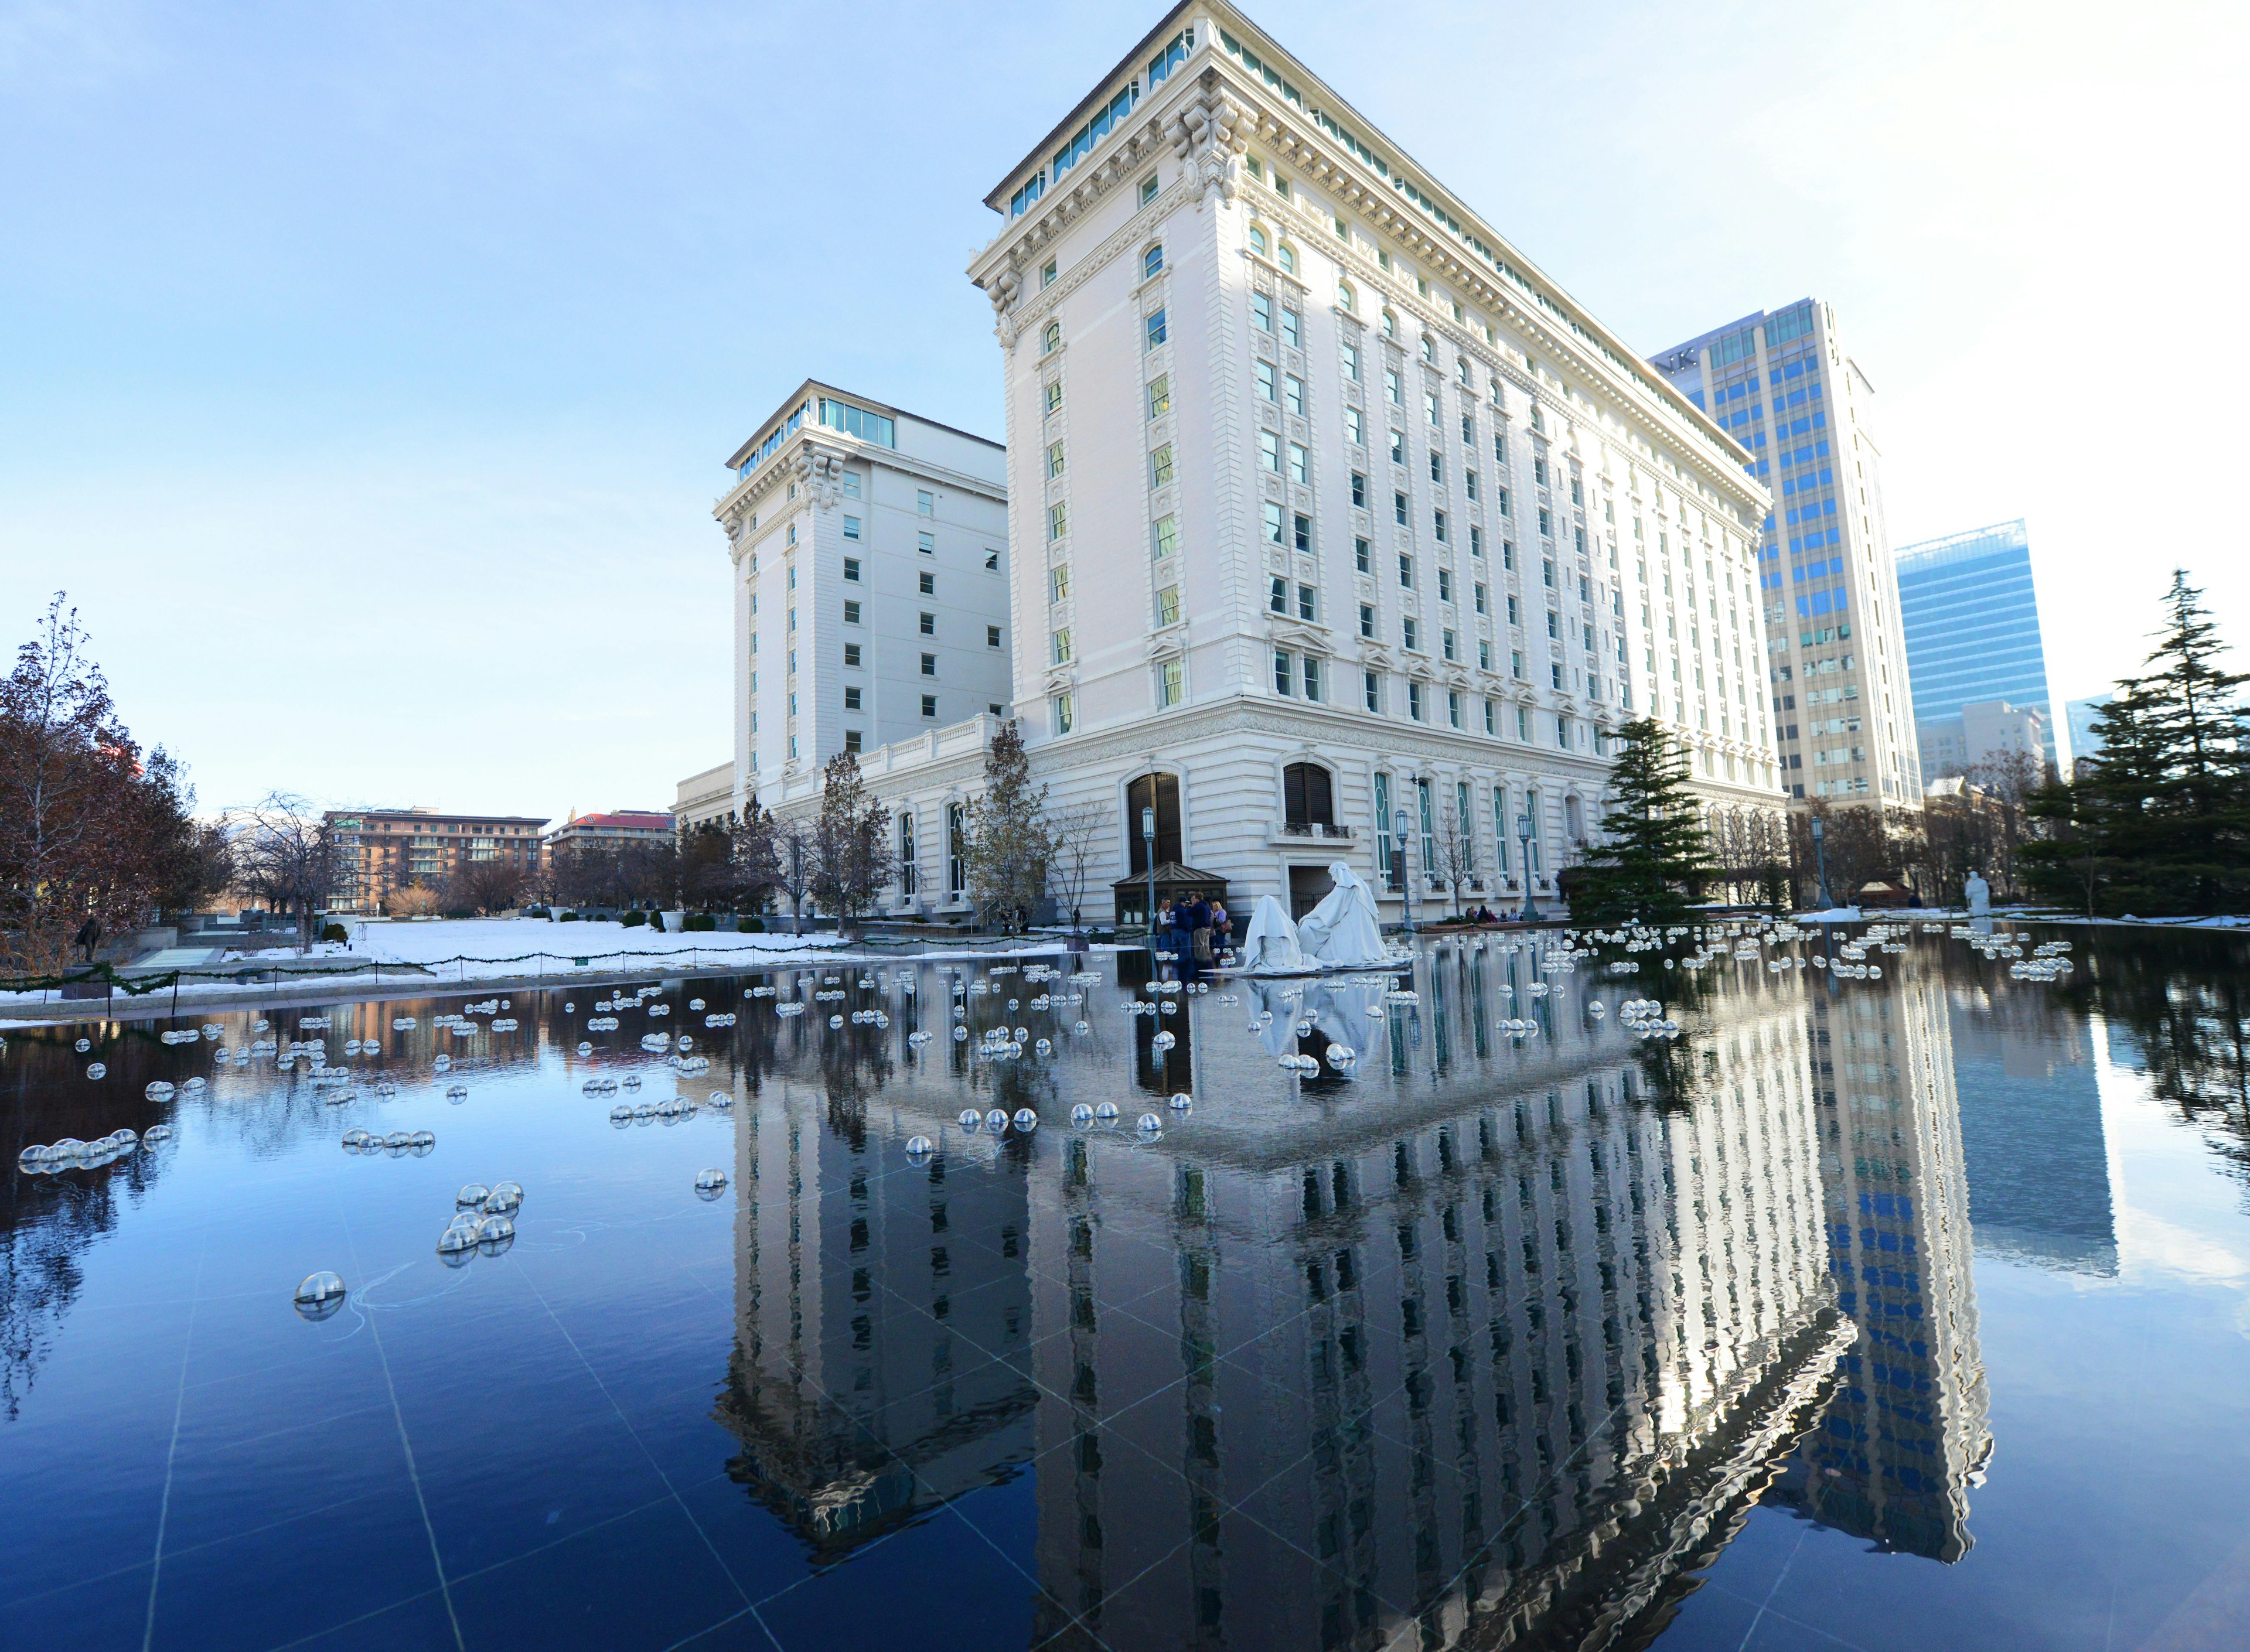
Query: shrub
xmin=525 ymin=906 xmax=550 ymax=919
xmin=560 ymin=911 xmax=581 ymax=922
xmin=621 ymin=909 xmax=647 ymax=929
xmin=683 ymin=913 xmax=717 ymax=933
xmin=738 ymin=916 xmax=765 ymax=933
xmin=319 ymin=922 xmax=349 ymax=944
xmin=444 ymin=909 xmax=473 ymax=920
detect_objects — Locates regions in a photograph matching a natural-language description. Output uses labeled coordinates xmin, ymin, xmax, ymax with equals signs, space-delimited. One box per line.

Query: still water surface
xmin=4 ymin=925 xmax=2248 ymax=1651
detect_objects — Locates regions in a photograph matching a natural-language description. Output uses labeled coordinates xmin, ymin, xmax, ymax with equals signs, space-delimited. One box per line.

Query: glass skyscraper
xmin=1652 ymin=300 xmax=1922 ymax=810
xmin=1894 ymin=520 xmax=2059 ymax=776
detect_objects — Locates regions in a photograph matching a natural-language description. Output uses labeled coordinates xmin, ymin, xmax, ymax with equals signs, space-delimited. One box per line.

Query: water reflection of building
xmin=1768 ymin=967 xmax=1993 ymax=1561
xmin=1029 ymin=948 xmax=1851 ymax=1649
xmin=1948 ymin=981 xmax=2115 ymax=1276
xmin=712 ymin=1036 xmax=1039 ymax=1558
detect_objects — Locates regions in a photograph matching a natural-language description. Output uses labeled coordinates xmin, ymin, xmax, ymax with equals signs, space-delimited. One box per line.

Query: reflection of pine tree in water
xmin=2065 ymin=928 xmax=2250 ymax=1189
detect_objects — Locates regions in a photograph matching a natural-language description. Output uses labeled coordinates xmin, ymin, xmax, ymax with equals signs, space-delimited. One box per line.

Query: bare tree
xmin=227 ymin=792 xmax=338 ymax=950
xmin=1430 ymin=797 xmax=1478 ymax=916
xmin=389 ymin=882 xmax=444 ymax=917
xmin=773 ymin=815 xmax=816 ymax=935
xmin=444 ymin=857 xmax=528 ymax=916
xmin=811 ymin=753 xmax=894 ymax=938
xmin=1046 ymin=800 xmax=1107 ymax=933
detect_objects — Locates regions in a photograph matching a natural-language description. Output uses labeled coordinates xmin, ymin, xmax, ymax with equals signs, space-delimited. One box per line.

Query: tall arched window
xmin=1248 ymin=226 xmax=1269 ymax=257
xmin=1277 ymin=243 xmax=1296 ymax=275
xmin=1125 ymin=773 xmax=1181 ymax=874
xmin=1382 ymin=310 xmax=1397 ymax=339
xmin=1042 ymin=320 xmax=1061 ymax=353
xmin=1143 ymin=243 xmax=1164 ymax=279
xmin=1281 ymin=762 xmax=1334 ymax=829
xmin=1337 ymin=280 xmax=1355 ymax=312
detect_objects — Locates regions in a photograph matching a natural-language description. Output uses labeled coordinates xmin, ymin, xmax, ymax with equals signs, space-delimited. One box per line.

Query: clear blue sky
xmin=4 ymin=0 xmax=2238 ymax=818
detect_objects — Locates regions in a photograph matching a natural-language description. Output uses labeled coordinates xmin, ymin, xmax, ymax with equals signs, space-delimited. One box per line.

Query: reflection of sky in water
xmin=2 ymin=928 xmax=2248 ymax=1651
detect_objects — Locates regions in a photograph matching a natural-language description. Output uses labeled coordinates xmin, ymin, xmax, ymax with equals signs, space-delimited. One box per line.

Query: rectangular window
xmin=1152 ymin=514 xmax=1178 ymax=558
xmin=844 ymin=642 xmax=861 ymax=667
xmin=844 ymin=729 xmax=861 ymax=753
xmin=1284 ymin=375 xmax=1305 ymax=417
xmin=1429 ymin=452 xmax=1443 ymax=485
xmin=1351 ymin=471 xmax=1367 ymax=508
xmin=1274 ymin=648 xmax=1293 ymax=695
xmin=1145 ymin=309 xmax=1167 ymax=350
xmin=843 ymin=516 xmax=861 ymax=540
xmin=1409 ymin=681 xmax=1425 ymax=721
xmin=1054 ymin=691 xmax=1075 ymax=732
xmin=1281 ymin=307 xmax=1301 ymax=350
xmin=922 ymin=694 xmax=938 ymax=719
xmin=1355 ymin=535 xmax=1371 ymax=573
xmin=1437 ymin=568 xmax=1453 ymax=602
xmin=1051 ymin=628 xmax=1072 ymax=664
xmin=843 ymin=557 xmax=861 ymax=581
xmin=1293 ymin=513 xmax=1312 ymax=554
xmin=921 ymin=653 xmax=937 ymax=677
xmin=844 ymin=686 xmax=862 ymax=711
xmin=1260 ymin=430 xmax=1281 ymax=473
xmin=1359 ymin=602 xmax=1375 ymax=638
xmin=1289 ymin=442 xmax=1309 ymax=483
xmin=1483 ymin=698 xmax=1495 ymax=735
xmin=1139 ymin=173 xmax=1158 ymax=205
xmin=1394 ymin=491 xmax=1409 ymax=527
xmin=1270 ymin=575 xmax=1288 ymax=613
xmin=1433 ymin=509 xmax=1448 ymax=543
xmin=916 ymin=489 xmax=935 ymax=516
xmin=1252 ymin=292 xmax=1272 ymax=332
xmin=1390 ymin=430 xmax=1405 ymax=465
xmin=1048 ymin=502 xmax=1068 ymax=541
xmin=1151 ymin=443 xmax=1175 ymax=487
xmin=1443 ymin=628 xmax=1457 ymax=662
xmin=1425 ymin=390 xmax=1441 ymax=426
xmin=1344 ymin=405 xmax=1364 ymax=446
xmin=1155 ymin=585 xmax=1180 ymax=627
xmin=1474 ymin=582 xmax=1488 ymax=615
xmin=1365 ymin=670 xmax=1382 ymax=714
xmin=1147 ymin=376 xmax=1170 ymax=419
xmin=918 ymin=531 xmax=935 ymax=555
xmin=919 ymin=611 xmax=936 ymax=635
xmin=1447 ymin=689 xmax=1462 ymax=728
xmin=1511 ymin=648 xmax=1525 ymax=680
xmin=1375 ymin=771 xmax=1393 ymax=883
xmin=1399 ymin=554 xmax=1414 ymax=589
xmin=1046 ymin=442 xmax=1065 ymax=478
xmin=987 ymin=624 xmax=1003 ymax=648
xmin=1302 ymin=656 xmax=1322 ymax=701
xmin=1050 ymin=564 xmax=1070 ymax=602
xmin=843 ymin=600 xmax=861 ymax=624
xmin=1341 ymin=342 xmax=1361 ymax=383
xmin=1257 ymin=360 xmax=1277 ymax=401
xmin=1464 ymin=470 xmax=1478 ymax=501
xmin=1495 ymin=486 xmax=1510 ymax=518
xmin=918 ymin=571 xmax=935 ymax=595
xmin=1403 ymin=617 xmax=1420 ymax=651
xmin=1385 ymin=368 xmax=1402 ymax=405
xmin=1158 ymin=658 xmax=1184 ymax=706
xmin=1297 ymin=583 xmax=1316 ymax=622
xmin=1469 ymin=524 xmax=1483 ymax=558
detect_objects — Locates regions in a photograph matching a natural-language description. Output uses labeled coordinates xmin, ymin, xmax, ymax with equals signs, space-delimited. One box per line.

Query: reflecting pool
xmin=4 ymin=923 xmax=2249 ymax=1651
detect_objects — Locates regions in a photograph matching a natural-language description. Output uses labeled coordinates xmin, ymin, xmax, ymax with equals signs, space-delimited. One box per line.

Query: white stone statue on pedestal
xmin=1963 ymin=873 xmax=1991 ymax=916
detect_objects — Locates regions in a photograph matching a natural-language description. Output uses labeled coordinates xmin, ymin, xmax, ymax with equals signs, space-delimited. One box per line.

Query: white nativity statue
xmin=1294 ymin=863 xmax=1390 ymax=968
xmin=1240 ymin=896 xmax=1307 ymax=975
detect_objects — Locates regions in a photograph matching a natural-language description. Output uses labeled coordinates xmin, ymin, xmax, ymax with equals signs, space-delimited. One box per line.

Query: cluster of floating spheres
xmin=340 ymin=1128 xmax=435 ymax=1155
xmin=19 ymin=1129 xmax=146 ymax=1173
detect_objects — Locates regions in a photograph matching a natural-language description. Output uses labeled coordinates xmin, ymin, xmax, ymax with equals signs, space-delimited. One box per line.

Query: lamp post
xmin=1811 ymin=815 xmax=1833 ymax=912
xmin=1517 ymin=814 xmax=1540 ymax=922
xmin=1141 ymin=805 xmax=1158 ymax=955
xmin=1393 ymin=807 xmax=1416 ymax=934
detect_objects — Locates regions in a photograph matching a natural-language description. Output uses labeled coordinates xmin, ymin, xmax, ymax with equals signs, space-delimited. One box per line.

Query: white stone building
xmin=701 ymin=383 xmax=1012 ymax=827
xmin=963 ymin=4 xmax=1781 ymax=921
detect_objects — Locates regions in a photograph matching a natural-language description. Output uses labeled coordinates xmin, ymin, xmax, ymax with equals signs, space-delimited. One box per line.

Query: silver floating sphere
xmin=1170 ymin=1092 xmax=1192 ymax=1110
xmin=75 ymin=1037 xmax=90 ymax=1053
xmin=144 ymin=1125 xmax=172 ymax=1142
xmin=694 ymin=1168 xmax=728 ymax=1199
xmin=86 ymin=1062 xmax=107 ymax=1080
xmin=609 ymin=1106 xmax=632 ymax=1125
xmin=437 ymin=1218 xmax=478 ymax=1256
xmin=1073 ymin=1020 xmax=1090 ymax=1034
xmin=445 ymin=1084 xmax=468 ymax=1101
xmin=905 ymin=1135 xmax=935 ymax=1157
xmin=293 ymin=1271 xmax=347 ymax=1320
xmin=475 ymin=1215 xmax=514 ymax=1252
xmin=959 ymin=1109 xmax=981 ymax=1131
xmin=985 ymin=1108 xmax=1009 ymax=1133
xmin=1071 ymin=1103 xmax=1095 ymax=1125
xmin=1012 ymin=1108 xmax=1038 ymax=1132
xmin=1095 ymin=1101 xmax=1119 ymax=1121
xmin=577 ymin=1042 xmax=594 ymax=1057
xmin=1137 ymin=1113 xmax=1162 ymax=1134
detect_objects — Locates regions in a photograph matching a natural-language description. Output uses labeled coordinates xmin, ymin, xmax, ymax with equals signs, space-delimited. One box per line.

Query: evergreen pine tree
xmin=1568 ymin=718 xmax=1717 ymax=927
xmin=2024 ymin=572 xmax=2248 ymax=916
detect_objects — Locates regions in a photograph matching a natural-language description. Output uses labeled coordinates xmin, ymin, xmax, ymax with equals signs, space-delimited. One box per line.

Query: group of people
xmin=1153 ymin=895 xmax=1231 ymax=981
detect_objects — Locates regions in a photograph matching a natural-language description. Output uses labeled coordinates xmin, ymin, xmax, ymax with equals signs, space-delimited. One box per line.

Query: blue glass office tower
xmin=1893 ymin=520 xmax=2059 ymax=775
xmin=1652 ymin=301 xmax=1922 ymax=810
